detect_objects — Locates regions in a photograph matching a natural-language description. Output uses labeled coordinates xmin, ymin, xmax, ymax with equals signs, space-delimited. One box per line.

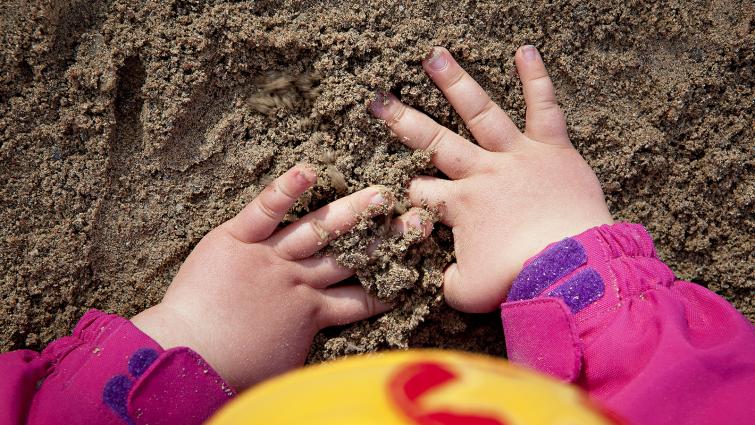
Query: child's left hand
xmin=131 ymin=165 xmax=431 ymax=389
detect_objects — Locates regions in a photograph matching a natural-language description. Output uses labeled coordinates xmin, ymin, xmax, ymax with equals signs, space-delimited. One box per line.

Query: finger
xmin=317 ymin=285 xmax=392 ymax=327
xmin=367 ymin=207 xmax=435 ymax=253
xmin=514 ymin=45 xmax=569 ymax=145
xmin=442 ymin=263 xmax=472 ymax=312
xmin=407 ymin=176 xmax=457 ymax=226
xmin=422 ymin=47 xmax=521 ymax=152
xmin=226 ymin=165 xmax=316 ymax=243
xmin=296 ymin=255 xmax=354 ymax=289
xmin=442 ymin=263 xmax=506 ymax=313
xmin=302 ymin=208 xmax=433 ymax=289
xmin=369 ymin=92 xmax=483 ymax=179
xmin=389 ymin=207 xmax=434 ymax=239
xmin=270 ymin=186 xmax=393 ymax=260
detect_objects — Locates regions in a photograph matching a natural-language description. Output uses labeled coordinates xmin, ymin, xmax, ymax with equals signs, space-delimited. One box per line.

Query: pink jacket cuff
xmin=4 ymin=310 xmax=234 ymax=425
xmin=500 ymin=223 xmax=755 ymax=425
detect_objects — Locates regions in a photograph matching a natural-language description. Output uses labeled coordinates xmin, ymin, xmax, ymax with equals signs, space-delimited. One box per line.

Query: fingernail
xmin=408 ymin=213 xmax=423 ymax=229
xmin=370 ymin=191 xmax=386 ymax=206
xmin=522 ymin=45 xmax=539 ymax=61
xmin=369 ymin=91 xmax=391 ymax=118
xmin=424 ymin=47 xmax=448 ymax=71
xmin=295 ymin=164 xmax=317 ymax=184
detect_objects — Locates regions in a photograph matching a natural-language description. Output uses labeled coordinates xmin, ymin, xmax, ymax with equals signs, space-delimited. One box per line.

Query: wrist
xmin=131 ymin=304 xmax=206 ymax=357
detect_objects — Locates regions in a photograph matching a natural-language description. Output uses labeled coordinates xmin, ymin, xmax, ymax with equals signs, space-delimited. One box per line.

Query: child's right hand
xmin=371 ymin=46 xmax=614 ymax=313
xmin=131 ymin=165 xmax=431 ymax=390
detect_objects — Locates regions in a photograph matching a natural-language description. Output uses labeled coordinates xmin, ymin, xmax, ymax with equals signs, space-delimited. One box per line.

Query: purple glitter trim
xmin=548 ymin=268 xmax=605 ymax=313
xmin=103 ymin=375 xmax=135 ymax=425
xmin=128 ymin=348 xmax=158 ymax=378
xmin=508 ymin=238 xmax=587 ymax=301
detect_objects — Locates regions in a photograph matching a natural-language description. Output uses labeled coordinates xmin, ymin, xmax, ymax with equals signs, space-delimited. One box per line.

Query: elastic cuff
xmin=40 ymin=310 xmax=234 ymax=425
xmin=506 ymin=223 xmax=670 ymax=315
xmin=501 ymin=223 xmax=674 ymax=381
xmin=43 ymin=309 xmax=163 ymax=362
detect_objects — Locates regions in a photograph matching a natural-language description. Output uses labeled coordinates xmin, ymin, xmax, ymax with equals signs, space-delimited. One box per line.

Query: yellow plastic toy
xmin=208 ymin=350 xmax=623 ymax=425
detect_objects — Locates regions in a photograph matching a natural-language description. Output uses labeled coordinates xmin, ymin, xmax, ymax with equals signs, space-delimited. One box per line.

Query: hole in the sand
xmin=171 ymin=0 xmax=209 ymax=16
xmin=18 ymin=60 xmax=33 ymax=84
xmin=389 ymin=83 xmax=405 ymax=98
xmin=110 ymin=55 xmax=146 ymax=178
xmin=188 ymin=190 xmax=211 ymax=205
xmin=115 ymin=56 xmax=146 ymax=119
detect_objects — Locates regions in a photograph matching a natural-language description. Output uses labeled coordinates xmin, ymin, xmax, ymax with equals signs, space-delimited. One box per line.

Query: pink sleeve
xmin=500 ymin=223 xmax=755 ymax=425
xmin=0 ymin=310 xmax=235 ymax=425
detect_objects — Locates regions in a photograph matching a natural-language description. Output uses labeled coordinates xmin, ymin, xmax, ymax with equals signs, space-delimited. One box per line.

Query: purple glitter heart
xmin=508 ymin=238 xmax=587 ymax=302
xmin=548 ymin=268 xmax=605 ymax=313
xmin=128 ymin=348 xmax=159 ymax=378
xmin=103 ymin=375 xmax=135 ymax=425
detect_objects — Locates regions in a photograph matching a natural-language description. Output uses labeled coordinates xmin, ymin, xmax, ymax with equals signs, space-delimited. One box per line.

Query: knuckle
xmin=533 ymin=101 xmax=562 ymax=115
xmin=347 ymin=195 xmax=363 ymax=217
xmin=466 ymin=99 xmax=496 ymax=130
xmin=271 ymin=241 xmax=292 ymax=261
xmin=275 ymin=177 xmax=298 ymax=200
xmin=386 ymin=102 xmax=408 ymax=127
xmin=255 ymin=196 xmax=281 ymax=221
xmin=527 ymin=73 xmax=552 ymax=85
xmin=425 ymin=126 xmax=446 ymax=152
xmin=444 ymin=69 xmax=466 ymax=91
xmin=308 ymin=219 xmax=330 ymax=243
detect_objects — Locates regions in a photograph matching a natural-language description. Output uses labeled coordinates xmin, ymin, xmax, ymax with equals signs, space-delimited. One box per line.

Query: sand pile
xmin=1 ymin=0 xmax=752 ymax=360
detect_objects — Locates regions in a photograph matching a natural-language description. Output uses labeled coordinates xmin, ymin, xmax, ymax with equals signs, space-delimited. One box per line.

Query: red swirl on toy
xmin=387 ymin=361 xmax=506 ymax=425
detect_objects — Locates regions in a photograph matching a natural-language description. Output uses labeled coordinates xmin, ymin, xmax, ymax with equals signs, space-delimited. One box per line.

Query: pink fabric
xmin=129 ymin=348 xmax=234 ymax=425
xmin=502 ymin=297 xmax=582 ymax=381
xmin=0 ymin=310 xmax=234 ymax=425
xmin=0 ymin=350 xmax=51 ymax=424
xmin=502 ymin=223 xmax=755 ymax=425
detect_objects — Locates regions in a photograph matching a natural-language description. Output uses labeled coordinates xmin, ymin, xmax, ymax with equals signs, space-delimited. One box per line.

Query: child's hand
xmin=370 ymin=46 xmax=613 ymax=313
xmin=131 ymin=165 xmax=430 ymax=389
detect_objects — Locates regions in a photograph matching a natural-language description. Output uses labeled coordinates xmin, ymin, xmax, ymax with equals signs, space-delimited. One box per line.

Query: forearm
xmin=500 ymin=223 xmax=755 ymax=425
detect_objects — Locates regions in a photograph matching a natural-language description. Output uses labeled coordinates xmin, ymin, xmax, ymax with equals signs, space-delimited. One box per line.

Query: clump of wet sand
xmin=1 ymin=1 xmax=752 ymax=360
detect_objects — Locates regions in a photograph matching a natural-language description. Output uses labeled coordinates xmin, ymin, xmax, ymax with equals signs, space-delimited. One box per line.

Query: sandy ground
xmin=1 ymin=0 xmax=752 ymax=360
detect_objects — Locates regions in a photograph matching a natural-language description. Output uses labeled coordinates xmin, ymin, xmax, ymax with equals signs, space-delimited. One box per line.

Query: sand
xmin=1 ymin=1 xmax=752 ymax=360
